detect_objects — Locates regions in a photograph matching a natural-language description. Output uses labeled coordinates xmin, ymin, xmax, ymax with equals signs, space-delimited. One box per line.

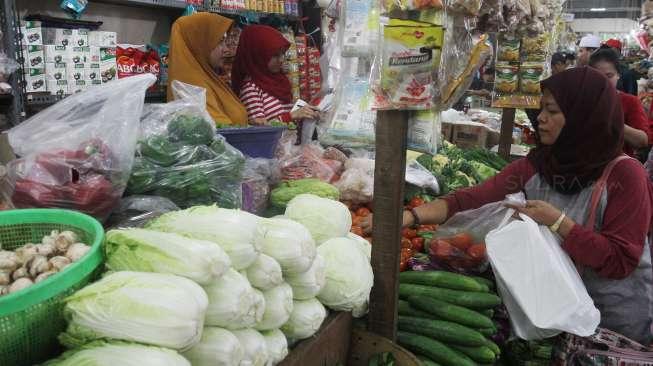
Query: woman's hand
xmin=360 ymin=211 xmax=414 ymax=235
xmin=506 ymin=200 xmax=562 ymax=226
xmin=291 ymin=105 xmax=320 ymax=121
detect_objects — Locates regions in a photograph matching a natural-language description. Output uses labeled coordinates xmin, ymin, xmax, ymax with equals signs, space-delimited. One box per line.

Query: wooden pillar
xmin=368 ymin=110 xmax=409 ymax=340
xmin=498 ymin=108 xmax=516 ymax=160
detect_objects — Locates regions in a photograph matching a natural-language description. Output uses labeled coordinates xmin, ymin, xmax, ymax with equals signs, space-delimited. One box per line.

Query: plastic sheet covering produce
xmin=6 ymin=74 xmax=155 ymax=220
xmin=127 ymin=81 xmax=245 ymax=208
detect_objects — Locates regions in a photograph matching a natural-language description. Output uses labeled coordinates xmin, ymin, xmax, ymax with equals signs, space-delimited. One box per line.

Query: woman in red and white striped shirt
xmin=232 ymin=25 xmax=318 ymax=125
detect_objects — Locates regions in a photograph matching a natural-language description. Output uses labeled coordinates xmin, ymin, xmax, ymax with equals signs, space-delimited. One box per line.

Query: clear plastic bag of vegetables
xmin=427 ymin=194 xmax=524 ymax=274
xmin=127 ymin=81 xmax=245 ymax=209
xmin=5 ymin=74 xmax=156 ymax=220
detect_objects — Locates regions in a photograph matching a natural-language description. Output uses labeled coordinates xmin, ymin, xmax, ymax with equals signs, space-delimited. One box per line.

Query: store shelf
xmin=202 ymin=5 xmax=301 ymax=21
xmin=25 ymin=89 xmax=167 ymax=108
xmin=87 ymin=0 xmax=190 ymax=9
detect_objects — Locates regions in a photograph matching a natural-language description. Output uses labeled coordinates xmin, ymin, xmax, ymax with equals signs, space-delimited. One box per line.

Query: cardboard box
xmin=451 ymin=121 xmax=489 ymax=149
xmin=441 ymin=122 xmax=454 ymax=142
xmin=68 ymin=79 xmax=87 ymax=94
xmin=21 ymin=21 xmax=43 ymax=46
xmin=67 ymin=63 xmax=86 ymax=82
xmin=89 ymin=31 xmax=117 ymax=47
xmin=47 ymin=79 xmax=68 ymax=96
xmin=45 ymin=62 xmax=67 ymax=81
xmin=44 ymin=45 xmax=69 ymax=63
xmin=70 ymin=46 xmax=90 ymax=64
xmin=73 ymin=29 xmax=89 ymax=47
xmin=85 ymin=63 xmax=101 ymax=83
xmin=21 ymin=46 xmax=44 ymax=68
xmin=88 ymin=46 xmax=101 ymax=63
xmin=24 ymin=68 xmax=46 ymax=93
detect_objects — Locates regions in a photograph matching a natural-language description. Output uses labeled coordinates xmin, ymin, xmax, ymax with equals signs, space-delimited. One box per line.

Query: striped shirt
xmin=239 ymin=79 xmax=293 ymax=123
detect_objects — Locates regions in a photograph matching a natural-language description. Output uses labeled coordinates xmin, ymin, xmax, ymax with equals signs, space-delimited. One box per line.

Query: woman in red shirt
xmin=231 ymin=25 xmax=318 ymax=125
xmin=363 ymin=67 xmax=653 ymax=344
xmin=590 ymin=46 xmax=650 ymax=156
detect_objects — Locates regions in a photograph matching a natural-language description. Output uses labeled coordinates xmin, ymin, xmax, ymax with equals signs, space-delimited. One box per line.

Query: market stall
xmin=1 ymin=0 xmax=641 ymax=365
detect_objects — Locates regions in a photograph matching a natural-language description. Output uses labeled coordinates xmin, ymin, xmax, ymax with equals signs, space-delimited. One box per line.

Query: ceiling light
xmin=590 ymin=7 xmax=606 ymax=11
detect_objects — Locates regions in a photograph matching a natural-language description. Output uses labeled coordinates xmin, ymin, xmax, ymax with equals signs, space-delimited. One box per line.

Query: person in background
xmin=590 ymin=46 xmax=650 ymax=157
xmin=577 ymin=34 xmax=601 ymax=66
xmin=467 ymin=67 xmax=495 ymax=100
xmin=565 ymin=52 xmax=576 ymax=68
xmin=167 ymin=12 xmax=248 ymax=126
xmin=550 ymin=52 xmax=569 ymax=75
xmin=604 ymin=38 xmax=638 ymax=96
xmin=363 ymin=67 xmax=653 ymax=345
xmin=231 ymin=25 xmax=318 ymax=125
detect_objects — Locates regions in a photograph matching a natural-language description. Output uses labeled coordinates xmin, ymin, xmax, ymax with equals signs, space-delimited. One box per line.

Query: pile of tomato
xmin=429 ymin=232 xmax=487 ymax=271
xmin=347 ymin=203 xmax=373 ymax=243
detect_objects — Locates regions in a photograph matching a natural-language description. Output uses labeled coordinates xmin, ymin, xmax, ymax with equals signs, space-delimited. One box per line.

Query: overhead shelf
xmin=87 ymin=0 xmax=190 ymax=9
xmin=202 ymin=5 xmax=301 ymax=21
xmin=25 ymin=89 xmax=167 ymax=107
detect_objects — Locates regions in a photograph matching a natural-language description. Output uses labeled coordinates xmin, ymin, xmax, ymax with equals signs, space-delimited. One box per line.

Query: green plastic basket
xmin=0 ymin=209 xmax=104 ymax=366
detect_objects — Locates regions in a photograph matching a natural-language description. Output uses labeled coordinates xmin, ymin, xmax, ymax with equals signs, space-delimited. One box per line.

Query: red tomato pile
xmin=429 ymin=232 xmax=487 ymax=271
xmin=345 ymin=202 xmax=373 ymax=243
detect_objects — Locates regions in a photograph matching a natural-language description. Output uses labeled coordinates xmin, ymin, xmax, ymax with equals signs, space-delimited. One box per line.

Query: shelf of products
xmin=87 ymin=0 xmax=190 ymax=9
xmin=24 ymin=89 xmax=166 ymax=107
xmin=203 ymin=5 xmax=301 ymax=20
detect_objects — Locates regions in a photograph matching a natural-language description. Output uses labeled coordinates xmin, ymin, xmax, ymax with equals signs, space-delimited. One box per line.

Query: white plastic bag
xmin=486 ymin=206 xmax=601 ymax=340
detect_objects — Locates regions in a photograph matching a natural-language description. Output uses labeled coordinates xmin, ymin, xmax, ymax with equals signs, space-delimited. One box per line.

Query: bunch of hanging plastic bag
xmin=5 ymin=74 xmax=156 ymax=220
xmin=126 ymin=80 xmax=245 ymax=208
xmin=486 ymin=193 xmax=600 ymax=340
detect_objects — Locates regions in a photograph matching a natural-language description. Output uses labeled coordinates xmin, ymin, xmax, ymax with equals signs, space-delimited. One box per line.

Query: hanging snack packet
xmin=379 ymin=19 xmax=443 ymax=110
xmin=521 ymin=34 xmax=548 ymax=62
xmin=497 ymin=35 xmax=520 ymax=62
xmin=520 ymin=63 xmax=544 ymax=94
xmin=384 ymin=0 xmax=443 ymax=13
xmin=495 ymin=63 xmax=519 ymax=94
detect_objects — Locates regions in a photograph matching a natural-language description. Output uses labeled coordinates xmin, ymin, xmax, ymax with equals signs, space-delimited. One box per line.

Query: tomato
xmin=411 ymin=237 xmax=425 ymax=253
xmin=399 ymin=260 xmax=408 ymax=272
xmin=400 ymin=247 xmax=413 ymax=260
xmin=355 ymin=207 xmax=371 ymax=217
xmin=409 ymin=197 xmax=425 ymax=208
xmin=448 ymin=233 xmax=474 ymax=251
xmin=401 ymin=228 xmax=417 ymax=239
xmin=351 ymin=226 xmax=364 ymax=237
xmin=401 ymin=238 xmax=412 ymax=249
xmin=467 ymin=243 xmax=487 ymax=262
xmin=432 ymin=240 xmax=454 ymax=261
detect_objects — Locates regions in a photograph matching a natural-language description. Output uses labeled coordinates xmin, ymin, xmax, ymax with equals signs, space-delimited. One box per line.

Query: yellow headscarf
xmin=167 ymin=13 xmax=248 ymax=126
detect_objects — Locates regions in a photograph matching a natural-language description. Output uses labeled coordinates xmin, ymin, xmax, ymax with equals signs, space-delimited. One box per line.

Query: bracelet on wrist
xmin=549 ymin=212 xmax=566 ymax=233
xmin=409 ymin=208 xmax=421 ymax=229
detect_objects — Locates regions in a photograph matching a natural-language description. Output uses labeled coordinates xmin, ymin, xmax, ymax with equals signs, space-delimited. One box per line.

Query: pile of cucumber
xmin=397 ymin=271 xmax=502 ymax=366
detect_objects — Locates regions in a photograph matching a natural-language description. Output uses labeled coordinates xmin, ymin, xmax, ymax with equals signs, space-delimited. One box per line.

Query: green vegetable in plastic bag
xmin=168 ymin=114 xmax=214 ymax=146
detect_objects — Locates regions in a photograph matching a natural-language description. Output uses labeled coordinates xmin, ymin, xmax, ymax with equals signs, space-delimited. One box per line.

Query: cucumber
xmin=399 ymin=271 xmax=489 ymax=292
xmin=480 ymin=309 xmax=495 ymax=318
xmin=399 ymin=284 xmax=502 ymax=309
xmin=398 ymin=300 xmax=440 ymax=320
xmin=397 ymin=331 xmax=475 ymax=366
xmin=478 ymin=326 xmax=497 ymax=337
xmin=416 ymin=355 xmax=441 ymax=366
xmin=449 ymin=344 xmax=497 ymax=364
xmin=397 ymin=316 xmax=487 ymax=346
xmin=408 ymin=296 xmax=494 ymax=329
xmin=470 ymin=275 xmax=495 ymax=290
xmin=484 ymin=338 xmax=501 ymax=355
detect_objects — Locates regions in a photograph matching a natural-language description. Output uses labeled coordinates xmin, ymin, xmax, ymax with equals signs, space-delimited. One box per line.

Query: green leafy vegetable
xmin=270 ymin=179 xmax=340 ymax=208
xmin=168 ymin=114 xmax=215 ymax=146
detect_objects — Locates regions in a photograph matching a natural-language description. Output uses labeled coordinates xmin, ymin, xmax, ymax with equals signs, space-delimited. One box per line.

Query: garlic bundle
xmin=0 ymin=231 xmax=90 ymax=297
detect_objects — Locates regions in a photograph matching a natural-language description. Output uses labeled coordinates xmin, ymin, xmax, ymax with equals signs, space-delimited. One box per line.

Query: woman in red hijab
xmin=232 ymin=25 xmax=318 ymax=125
xmin=363 ymin=67 xmax=653 ymax=344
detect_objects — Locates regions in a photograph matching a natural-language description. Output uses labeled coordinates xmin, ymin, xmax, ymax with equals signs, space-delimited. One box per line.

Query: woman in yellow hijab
xmin=168 ymin=13 xmax=248 ymax=126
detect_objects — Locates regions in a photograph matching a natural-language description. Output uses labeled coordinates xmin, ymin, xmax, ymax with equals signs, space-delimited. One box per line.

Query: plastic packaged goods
xmin=277 ymin=142 xmax=343 ymax=183
xmin=127 ymin=81 xmax=245 ymax=209
xmin=497 ymin=35 xmax=521 ymax=62
xmin=520 ymin=34 xmax=548 ymax=62
xmin=106 ymin=195 xmax=180 ymax=229
xmin=447 ymin=0 xmax=482 ymax=16
xmin=242 ymin=158 xmax=280 ymax=215
xmin=375 ymin=19 xmax=444 ymax=110
xmin=383 ymin=0 xmax=443 ymax=13
xmin=341 ymin=0 xmax=380 ymax=57
xmin=407 ymin=109 xmax=440 ymax=155
xmin=519 ymin=63 xmax=544 ymax=94
xmin=494 ymin=63 xmax=519 ymax=93
xmin=5 ymin=74 xmax=155 ymax=220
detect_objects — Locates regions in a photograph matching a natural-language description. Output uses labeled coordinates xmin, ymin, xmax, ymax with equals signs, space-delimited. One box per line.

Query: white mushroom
xmin=35 ymin=243 xmax=55 ymax=257
xmin=50 ymin=230 xmax=60 ymax=237
xmin=0 ymin=250 xmax=19 ymax=272
xmin=35 ymin=271 xmax=56 ymax=283
xmin=15 ymin=244 xmax=38 ymax=264
xmin=0 ymin=271 xmax=10 ymax=286
xmin=0 ymin=285 xmax=8 ymax=296
xmin=48 ymin=256 xmax=71 ymax=272
xmin=55 ymin=231 xmax=78 ymax=254
xmin=27 ymin=255 xmax=50 ymax=278
xmin=11 ymin=266 xmax=28 ymax=281
xmin=9 ymin=278 xmax=33 ymax=293
xmin=41 ymin=235 xmax=55 ymax=247
xmin=65 ymin=243 xmax=90 ymax=262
